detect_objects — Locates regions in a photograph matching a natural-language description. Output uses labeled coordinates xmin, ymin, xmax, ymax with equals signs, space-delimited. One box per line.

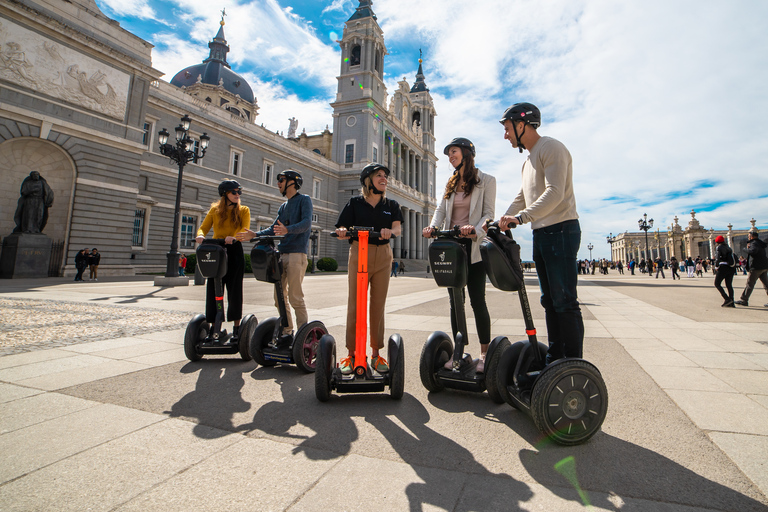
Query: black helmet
xmin=443 ymin=137 xmax=476 ymax=157
xmin=218 ymin=179 xmax=242 ymax=196
xmin=359 ymin=163 xmax=390 ymax=185
xmin=499 ymin=102 xmax=541 ymax=128
xmin=277 ymin=170 xmax=303 ymax=189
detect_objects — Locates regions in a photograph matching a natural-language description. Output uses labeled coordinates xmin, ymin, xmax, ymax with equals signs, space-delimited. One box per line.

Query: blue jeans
xmin=532 ymin=219 xmax=584 ymax=362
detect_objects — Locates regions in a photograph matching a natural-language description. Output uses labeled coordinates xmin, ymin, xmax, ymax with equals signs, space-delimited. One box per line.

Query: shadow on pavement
xmin=92 ymin=288 xmax=180 ymax=304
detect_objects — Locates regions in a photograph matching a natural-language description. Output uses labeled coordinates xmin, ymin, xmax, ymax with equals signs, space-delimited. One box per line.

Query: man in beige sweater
xmin=498 ymin=103 xmax=584 ymax=364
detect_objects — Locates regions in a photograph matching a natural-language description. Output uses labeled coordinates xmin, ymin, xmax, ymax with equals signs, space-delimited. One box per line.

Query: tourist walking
xmin=713 ymin=235 xmax=736 ymax=307
xmin=735 ymin=229 xmax=768 ymax=307
xmin=88 ymin=248 xmax=100 ymax=281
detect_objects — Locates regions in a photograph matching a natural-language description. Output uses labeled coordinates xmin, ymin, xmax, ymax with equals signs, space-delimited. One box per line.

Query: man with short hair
xmin=498 ymin=102 xmax=584 ymax=364
xmin=735 ymin=229 xmax=768 ymax=307
xmin=237 ymin=170 xmax=312 ymax=336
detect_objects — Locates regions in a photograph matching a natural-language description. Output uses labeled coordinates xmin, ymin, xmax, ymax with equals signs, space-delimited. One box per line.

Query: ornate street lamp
xmin=157 ymin=114 xmax=210 ymax=278
xmin=587 ymin=243 xmax=594 ymax=261
xmin=638 ymin=213 xmax=653 ymax=275
xmin=606 ymin=233 xmax=617 ymax=261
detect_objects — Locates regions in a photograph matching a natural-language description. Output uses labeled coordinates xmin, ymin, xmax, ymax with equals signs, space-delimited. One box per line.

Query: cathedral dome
xmin=170 ymin=20 xmax=254 ymax=104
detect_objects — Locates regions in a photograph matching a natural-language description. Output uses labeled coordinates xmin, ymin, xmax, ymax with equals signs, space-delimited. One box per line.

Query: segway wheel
xmin=484 ymin=336 xmax=511 ymax=404
xmin=315 ymin=334 xmax=336 ymax=402
xmin=388 ymin=334 xmax=405 ymax=400
xmin=250 ymin=317 xmax=278 ymax=367
xmin=292 ymin=321 xmax=327 ymax=373
xmin=497 ymin=340 xmax=548 ymax=409
xmin=531 ymin=359 xmax=608 ymax=446
xmin=238 ymin=314 xmax=257 ymax=361
xmin=419 ymin=332 xmax=453 ymax=392
xmin=184 ymin=314 xmax=208 ymax=362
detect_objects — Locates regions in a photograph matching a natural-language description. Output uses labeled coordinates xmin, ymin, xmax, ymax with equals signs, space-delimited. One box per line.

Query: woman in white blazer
xmin=422 ymin=137 xmax=496 ymax=371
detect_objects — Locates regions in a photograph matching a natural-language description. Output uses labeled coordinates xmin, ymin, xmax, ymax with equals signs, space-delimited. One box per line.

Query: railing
xmin=48 ymin=240 xmax=64 ymax=277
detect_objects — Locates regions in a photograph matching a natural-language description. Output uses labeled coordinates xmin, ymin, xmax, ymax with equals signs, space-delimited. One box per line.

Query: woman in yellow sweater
xmin=196 ymin=180 xmax=251 ymax=340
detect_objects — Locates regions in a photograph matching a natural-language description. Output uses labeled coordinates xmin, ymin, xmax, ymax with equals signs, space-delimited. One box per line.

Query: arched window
xmin=350 ymin=45 xmax=361 ymax=66
xmin=412 ymin=111 xmax=421 ymax=127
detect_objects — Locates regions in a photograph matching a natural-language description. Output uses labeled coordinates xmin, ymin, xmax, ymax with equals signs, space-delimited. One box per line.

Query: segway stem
xmin=355 ymin=230 xmax=370 ymax=374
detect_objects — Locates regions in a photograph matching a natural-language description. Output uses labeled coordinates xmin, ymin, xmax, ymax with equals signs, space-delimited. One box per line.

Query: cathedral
xmin=0 ymin=0 xmax=437 ymax=277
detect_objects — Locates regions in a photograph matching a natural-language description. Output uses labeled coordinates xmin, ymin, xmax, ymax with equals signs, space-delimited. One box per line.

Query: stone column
xmin=410 ymin=210 xmax=417 ymax=259
xmin=402 ymin=207 xmax=410 ymax=259
xmin=415 ymin=213 xmax=422 ymax=259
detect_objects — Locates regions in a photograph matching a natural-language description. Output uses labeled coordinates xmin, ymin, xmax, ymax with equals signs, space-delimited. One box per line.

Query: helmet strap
xmin=513 ymin=122 xmax=526 ymax=153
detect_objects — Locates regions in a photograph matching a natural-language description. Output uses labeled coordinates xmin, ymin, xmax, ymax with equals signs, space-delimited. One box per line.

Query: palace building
xmin=0 ymin=0 xmax=437 ymax=277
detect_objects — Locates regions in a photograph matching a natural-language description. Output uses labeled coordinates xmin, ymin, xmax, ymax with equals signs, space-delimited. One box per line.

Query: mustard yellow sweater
xmin=197 ymin=205 xmax=251 ymax=239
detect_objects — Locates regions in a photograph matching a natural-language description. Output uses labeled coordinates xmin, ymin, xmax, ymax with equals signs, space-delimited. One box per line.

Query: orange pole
xmin=355 ymin=230 xmax=369 ymax=372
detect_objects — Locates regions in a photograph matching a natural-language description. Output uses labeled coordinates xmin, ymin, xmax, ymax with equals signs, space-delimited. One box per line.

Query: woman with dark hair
xmin=423 ymin=137 xmax=496 ymax=372
xmin=195 ymin=180 xmax=251 ymax=340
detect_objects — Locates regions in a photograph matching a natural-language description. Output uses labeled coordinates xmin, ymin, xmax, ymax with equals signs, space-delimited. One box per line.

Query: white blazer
xmin=429 ymin=169 xmax=496 ymax=264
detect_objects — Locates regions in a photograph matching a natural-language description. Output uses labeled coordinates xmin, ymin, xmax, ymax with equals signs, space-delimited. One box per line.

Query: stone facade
xmin=0 ymin=0 xmax=437 ymax=276
xmin=608 ymin=210 xmax=756 ymax=263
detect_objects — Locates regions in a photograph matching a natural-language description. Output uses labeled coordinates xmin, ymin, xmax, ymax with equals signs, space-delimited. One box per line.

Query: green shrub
xmin=185 ymin=253 xmax=196 ymax=273
xmin=244 ymin=253 xmax=252 ymax=274
xmin=316 ymin=257 xmax=338 ymax=272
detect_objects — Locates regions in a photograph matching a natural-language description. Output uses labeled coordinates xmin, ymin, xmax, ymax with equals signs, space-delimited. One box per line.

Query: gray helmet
xmin=218 ymin=179 xmax=242 ymax=196
xmin=443 ymin=137 xmax=476 ymax=157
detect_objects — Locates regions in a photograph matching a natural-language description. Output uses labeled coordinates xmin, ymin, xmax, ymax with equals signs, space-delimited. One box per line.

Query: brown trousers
xmin=275 ymin=252 xmax=308 ymax=334
xmin=345 ymin=242 xmax=393 ymax=351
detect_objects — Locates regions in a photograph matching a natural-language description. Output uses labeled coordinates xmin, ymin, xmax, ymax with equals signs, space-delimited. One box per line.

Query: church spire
xmin=348 ymin=0 xmax=377 ymax=21
xmin=410 ymin=49 xmax=429 ymax=92
xmin=204 ymin=8 xmax=231 ymax=68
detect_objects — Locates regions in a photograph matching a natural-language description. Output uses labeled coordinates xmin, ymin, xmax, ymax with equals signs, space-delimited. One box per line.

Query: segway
xmin=184 ymin=239 xmax=256 ymax=362
xmin=314 ymin=227 xmax=404 ymax=401
xmin=418 ymin=226 xmax=509 ymax=403
xmin=481 ymin=222 xmax=608 ymax=445
xmin=247 ymin=235 xmax=328 ymax=373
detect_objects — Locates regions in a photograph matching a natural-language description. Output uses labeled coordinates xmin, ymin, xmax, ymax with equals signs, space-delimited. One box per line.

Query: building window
xmin=230 ymin=148 xmax=243 ymax=176
xmin=312 ymin=213 xmax=319 ymax=223
xmin=345 ymin=143 xmax=355 ymax=164
xmin=180 ymin=215 xmax=198 ymax=249
xmin=264 ymin=160 xmax=274 ymax=185
xmin=350 ymin=45 xmax=361 ymax=66
xmin=142 ymin=121 xmax=152 ymax=148
xmin=372 ymin=144 xmax=378 ymax=163
xmin=313 ymin=179 xmax=321 ymax=199
xmin=132 ymin=208 xmax=146 ymax=247
xmin=192 ymin=140 xmax=201 ymax=164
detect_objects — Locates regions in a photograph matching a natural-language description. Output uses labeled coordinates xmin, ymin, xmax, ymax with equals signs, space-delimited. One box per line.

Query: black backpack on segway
xmin=480 ymin=223 xmax=608 ymax=445
xmin=184 ymin=240 xmax=256 ymax=362
xmin=418 ymin=226 xmax=509 ymax=402
xmin=248 ymin=236 xmax=328 ymax=373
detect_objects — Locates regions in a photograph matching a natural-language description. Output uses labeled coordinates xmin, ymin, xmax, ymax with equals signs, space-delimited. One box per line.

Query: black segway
xmin=315 ymin=227 xmax=404 ymax=401
xmin=184 ymin=239 xmax=256 ymax=362
xmin=248 ymin=235 xmax=328 ymax=373
xmin=480 ymin=222 xmax=608 ymax=445
xmin=418 ymin=226 xmax=509 ymax=403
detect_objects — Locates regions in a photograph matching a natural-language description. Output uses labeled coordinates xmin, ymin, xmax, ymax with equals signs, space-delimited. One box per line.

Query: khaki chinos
xmin=345 ymin=241 xmax=393 ymax=351
xmin=276 ymin=252 xmax=308 ymax=334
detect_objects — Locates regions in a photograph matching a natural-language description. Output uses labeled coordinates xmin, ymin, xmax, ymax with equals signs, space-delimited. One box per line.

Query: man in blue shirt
xmin=237 ymin=170 xmax=312 ymax=336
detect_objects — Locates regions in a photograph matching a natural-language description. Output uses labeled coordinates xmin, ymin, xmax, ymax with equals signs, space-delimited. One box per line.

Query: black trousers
xmin=206 ymin=242 xmax=245 ymax=323
xmin=714 ymin=264 xmax=735 ymax=302
xmin=448 ymin=240 xmax=491 ymax=348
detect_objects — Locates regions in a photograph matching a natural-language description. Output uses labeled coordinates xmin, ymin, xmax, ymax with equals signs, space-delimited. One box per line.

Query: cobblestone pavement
xmin=0 ymin=298 xmax=195 ymax=356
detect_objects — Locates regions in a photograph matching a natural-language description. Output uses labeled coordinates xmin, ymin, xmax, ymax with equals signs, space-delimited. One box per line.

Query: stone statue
xmin=13 ymin=171 xmax=54 ymax=234
xmin=287 ymin=117 xmax=298 ymax=138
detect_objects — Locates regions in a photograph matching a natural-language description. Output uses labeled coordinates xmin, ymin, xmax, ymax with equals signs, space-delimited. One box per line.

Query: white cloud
xmin=95 ymin=0 xmax=157 ymax=19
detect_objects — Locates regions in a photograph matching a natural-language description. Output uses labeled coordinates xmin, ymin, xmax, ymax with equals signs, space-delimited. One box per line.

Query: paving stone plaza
xmin=0 ymin=271 xmax=766 ymax=511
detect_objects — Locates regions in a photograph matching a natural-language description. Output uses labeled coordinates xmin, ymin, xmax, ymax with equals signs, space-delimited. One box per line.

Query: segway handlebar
xmin=248 ymin=235 xmax=285 ymax=243
xmin=426 ymin=225 xmax=477 ymax=239
xmin=484 ymin=220 xmax=516 ymax=239
xmin=198 ymin=238 xmax=227 ymax=245
xmin=331 ymin=226 xmax=397 ymax=240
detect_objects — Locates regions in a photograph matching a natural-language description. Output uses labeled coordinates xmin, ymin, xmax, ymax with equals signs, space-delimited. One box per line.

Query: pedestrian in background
xmin=735 ymin=229 xmax=768 ymax=307
xmin=179 ymin=254 xmax=187 ymax=277
xmin=671 ymin=256 xmax=680 ymax=280
xmin=714 ymin=235 xmax=736 ymax=307
xmin=655 ymin=256 xmax=665 ymax=279
xmin=391 ymin=260 xmax=399 ymax=277
xmin=88 ymin=248 xmax=100 ymax=281
xmin=74 ymin=248 xmax=88 ymax=282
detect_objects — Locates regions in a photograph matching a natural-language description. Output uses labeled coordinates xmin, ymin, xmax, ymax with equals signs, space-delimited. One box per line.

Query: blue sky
xmin=95 ymin=0 xmax=768 ymax=259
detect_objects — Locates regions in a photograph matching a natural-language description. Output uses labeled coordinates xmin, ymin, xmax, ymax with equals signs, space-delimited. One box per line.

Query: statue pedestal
xmin=1 ymin=233 xmax=53 ymax=278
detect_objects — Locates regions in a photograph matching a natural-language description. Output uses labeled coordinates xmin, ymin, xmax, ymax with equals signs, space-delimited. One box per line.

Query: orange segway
xmin=314 ymin=227 xmax=404 ymax=401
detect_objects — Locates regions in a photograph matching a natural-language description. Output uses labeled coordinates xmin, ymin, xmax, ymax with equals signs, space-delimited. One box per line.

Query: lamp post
xmin=606 ymin=233 xmax=617 ymax=262
xmin=157 ymin=114 xmax=210 ymax=279
xmin=587 ymin=243 xmax=594 ymax=261
xmin=309 ymin=229 xmax=319 ymax=274
xmin=638 ymin=213 xmax=653 ymax=276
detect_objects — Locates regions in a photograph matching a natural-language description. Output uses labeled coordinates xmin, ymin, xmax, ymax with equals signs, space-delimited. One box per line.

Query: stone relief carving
xmin=0 ymin=20 xmax=129 ymax=119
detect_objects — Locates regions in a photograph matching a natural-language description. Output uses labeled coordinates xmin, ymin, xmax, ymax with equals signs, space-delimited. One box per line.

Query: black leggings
xmin=714 ymin=265 xmax=735 ymax=302
xmin=205 ymin=242 xmax=245 ymax=323
xmin=448 ymin=247 xmax=491 ymax=347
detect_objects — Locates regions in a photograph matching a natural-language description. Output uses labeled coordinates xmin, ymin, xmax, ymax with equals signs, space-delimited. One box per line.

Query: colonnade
xmin=385 ymin=133 xmax=426 ymax=194
xmin=392 ymin=207 xmax=430 ymax=260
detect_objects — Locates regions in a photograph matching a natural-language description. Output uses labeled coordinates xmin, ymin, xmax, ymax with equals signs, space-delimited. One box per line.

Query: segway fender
xmin=387 ymin=334 xmax=405 ymax=400
xmin=485 ymin=335 xmax=511 ymax=404
xmin=315 ymin=334 xmax=336 ymax=402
